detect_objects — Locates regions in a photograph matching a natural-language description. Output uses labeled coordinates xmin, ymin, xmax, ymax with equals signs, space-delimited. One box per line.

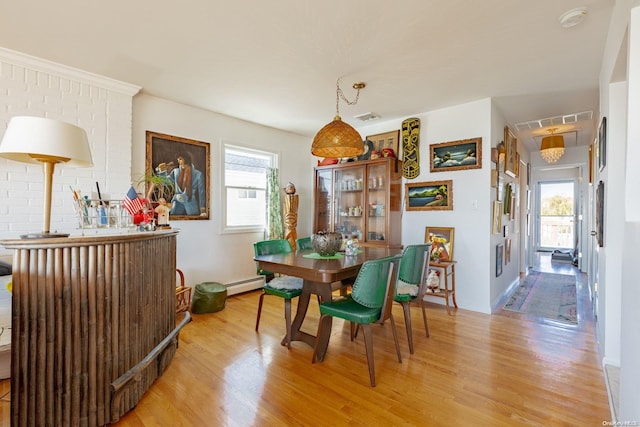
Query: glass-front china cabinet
xmin=313 ymin=157 xmax=402 ymax=248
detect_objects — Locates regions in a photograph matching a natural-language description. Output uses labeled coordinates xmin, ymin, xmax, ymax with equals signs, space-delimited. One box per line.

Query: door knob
xmin=590 ymin=231 xmax=597 ymax=236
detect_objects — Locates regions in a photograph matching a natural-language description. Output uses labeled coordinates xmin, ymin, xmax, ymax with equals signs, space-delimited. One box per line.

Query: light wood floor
xmin=0 ymin=255 xmax=611 ymax=426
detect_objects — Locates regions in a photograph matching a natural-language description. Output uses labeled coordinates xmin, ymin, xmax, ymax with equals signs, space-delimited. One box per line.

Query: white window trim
xmin=221 ymin=142 xmax=279 ymax=234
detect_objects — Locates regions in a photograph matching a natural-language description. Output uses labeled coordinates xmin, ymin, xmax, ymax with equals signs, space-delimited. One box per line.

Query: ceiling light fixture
xmin=559 ymin=8 xmax=588 ymax=28
xmin=311 ymin=79 xmax=365 ymax=158
xmin=540 ymin=127 xmax=565 ymax=163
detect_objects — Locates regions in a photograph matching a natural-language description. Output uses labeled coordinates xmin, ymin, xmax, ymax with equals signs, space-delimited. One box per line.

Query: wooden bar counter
xmin=0 ymin=230 xmax=189 ymax=426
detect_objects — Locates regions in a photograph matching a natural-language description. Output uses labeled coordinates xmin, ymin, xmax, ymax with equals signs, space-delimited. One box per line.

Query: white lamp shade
xmin=0 ymin=116 xmax=93 ymax=167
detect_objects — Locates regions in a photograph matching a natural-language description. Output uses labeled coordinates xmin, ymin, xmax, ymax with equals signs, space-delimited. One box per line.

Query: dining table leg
xmin=281 ymin=279 xmax=334 ymax=361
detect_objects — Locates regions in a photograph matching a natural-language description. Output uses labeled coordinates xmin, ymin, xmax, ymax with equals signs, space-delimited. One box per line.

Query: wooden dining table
xmin=254 ymin=246 xmax=402 ymax=361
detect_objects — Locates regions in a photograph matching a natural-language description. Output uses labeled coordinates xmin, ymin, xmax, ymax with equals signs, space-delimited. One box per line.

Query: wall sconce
xmin=0 ymin=116 xmax=94 ymax=238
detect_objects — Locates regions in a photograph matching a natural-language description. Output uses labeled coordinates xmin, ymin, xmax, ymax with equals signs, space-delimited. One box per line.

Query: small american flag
xmin=123 ymin=186 xmax=145 ymax=216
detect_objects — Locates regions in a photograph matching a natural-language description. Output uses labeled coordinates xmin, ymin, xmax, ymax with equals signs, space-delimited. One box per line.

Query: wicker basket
xmin=175 ymin=268 xmax=192 ymax=313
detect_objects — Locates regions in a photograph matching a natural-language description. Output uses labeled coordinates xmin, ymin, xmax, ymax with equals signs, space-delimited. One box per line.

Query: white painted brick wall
xmin=0 ymin=49 xmax=140 ymax=241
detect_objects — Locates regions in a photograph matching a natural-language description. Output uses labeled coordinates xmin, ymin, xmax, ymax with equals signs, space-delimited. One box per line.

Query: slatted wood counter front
xmin=1 ymin=230 xmax=188 ymax=426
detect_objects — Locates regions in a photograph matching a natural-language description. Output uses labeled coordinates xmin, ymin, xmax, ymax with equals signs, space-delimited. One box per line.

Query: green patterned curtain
xmin=266 ymin=167 xmax=283 ymax=240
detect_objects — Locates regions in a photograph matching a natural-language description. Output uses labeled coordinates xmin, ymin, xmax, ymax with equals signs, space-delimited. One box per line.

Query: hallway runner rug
xmin=503 ymin=271 xmax=577 ymax=324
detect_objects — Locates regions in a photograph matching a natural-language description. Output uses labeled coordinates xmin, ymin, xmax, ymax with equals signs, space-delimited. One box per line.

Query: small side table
xmin=424 ymin=260 xmax=457 ymax=315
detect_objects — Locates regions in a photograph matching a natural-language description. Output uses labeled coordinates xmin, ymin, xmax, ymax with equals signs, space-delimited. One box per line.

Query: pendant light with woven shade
xmin=311 ymin=79 xmax=365 ymax=158
xmin=540 ymin=127 xmax=565 ymax=163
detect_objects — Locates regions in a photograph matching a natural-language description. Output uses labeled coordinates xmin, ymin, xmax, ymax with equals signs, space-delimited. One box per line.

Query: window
xmin=223 ymin=144 xmax=277 ymax=231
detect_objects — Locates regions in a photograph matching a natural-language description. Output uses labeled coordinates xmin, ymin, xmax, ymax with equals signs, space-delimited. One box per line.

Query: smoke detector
xmin=559 ymin=8 xmax=588 ymax=28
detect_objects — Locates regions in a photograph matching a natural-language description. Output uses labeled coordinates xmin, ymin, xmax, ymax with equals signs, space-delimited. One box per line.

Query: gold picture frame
xmin=405 ymin=180 xmax=453 ymax=211
xmin=504 ymin=126 xmax=517 ymax=177
xmin=492 ymin=201 xmax=503 ymax=234
xmin=366 ymin=130 xmax=400 ymax=158
xmin=145 ymin=131 xmax=210 ymax=220
xmin=430 ymin=137 xmax=482 ymax=172
xmin=424 ymin=226 xmax=455 ymax=262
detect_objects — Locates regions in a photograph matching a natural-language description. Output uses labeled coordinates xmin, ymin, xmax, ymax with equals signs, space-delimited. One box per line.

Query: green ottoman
xmin=190 ymin=282 xmax=227 ymax=314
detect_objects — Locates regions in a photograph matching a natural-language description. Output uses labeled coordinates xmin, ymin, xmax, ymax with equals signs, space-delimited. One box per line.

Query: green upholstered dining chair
xmin=254 ymin=239 xmax=304 ymax=348
xmin=296 ymin=236 xmax=313 ymax=250
xmin=312 ymin=254 xmax=402 ymax=387
xmin=394 ymin=243 xmax=432 ymax=354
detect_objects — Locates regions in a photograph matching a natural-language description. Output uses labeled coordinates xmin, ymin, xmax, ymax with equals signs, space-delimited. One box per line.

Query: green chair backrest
xmin=351 ymin=255 xmax=401 ymax=315
xmin=397 ymin=243 xmax=432 ymax=286
xmin=296 ymin=236 xmax=313 ymax=250
xmin=254 ymin=239 xmax=293 ymax=276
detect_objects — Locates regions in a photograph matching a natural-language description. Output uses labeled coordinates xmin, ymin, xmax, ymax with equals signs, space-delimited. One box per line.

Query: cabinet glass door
xmin=333 ymin=166 xmax=364 ymax=239
xmin=366 ymin=163 xmax=387 ymax=242
xmin=315 ymin=169 xmax=333 ymax=232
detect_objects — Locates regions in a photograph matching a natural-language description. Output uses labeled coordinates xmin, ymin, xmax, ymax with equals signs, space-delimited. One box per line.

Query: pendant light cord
xmin=335 ymin=78 xmax=362 ymax=116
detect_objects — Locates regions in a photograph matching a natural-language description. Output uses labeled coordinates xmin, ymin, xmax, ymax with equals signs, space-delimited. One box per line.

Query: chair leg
xmin=400 ymin=301 xmax=414 ymax=354
xmin=255 ymin=291 xmax=266 ymax=332
xmin=350 ymin=322 xmax=357 ymax=341
xmin=389 ymin=315 xmax=402 ymax=363
xmin=420 ymin=299 xmax=430 ymax=337
xmin=361 ymin=324 xmax=376 ymax=387
xmin=284 ymin=298 xmax=292 ymax=349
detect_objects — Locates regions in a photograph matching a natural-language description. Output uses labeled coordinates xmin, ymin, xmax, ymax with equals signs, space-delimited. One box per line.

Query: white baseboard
xmin=225 ymin=276 xmax=264 ymax=296
xmin=603 ymin=364 xmax=620 ymax=422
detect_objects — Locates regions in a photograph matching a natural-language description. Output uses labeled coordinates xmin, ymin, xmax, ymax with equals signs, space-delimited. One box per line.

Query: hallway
xmin=496 ymin=251 xmax=616 ymax=419
xmin=497 ymin=251 xmax=590 ymax=328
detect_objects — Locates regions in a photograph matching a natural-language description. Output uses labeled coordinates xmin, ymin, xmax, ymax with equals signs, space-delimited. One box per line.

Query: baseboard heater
xmin=224 ymin=276 xmax=265 ymax=295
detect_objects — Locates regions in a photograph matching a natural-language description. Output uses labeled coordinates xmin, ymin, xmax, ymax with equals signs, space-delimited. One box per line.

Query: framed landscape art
xmin=405 ymin=180 xmax=453 ymax=211
xmin=430 ymin=137 xmax=482 ymax=172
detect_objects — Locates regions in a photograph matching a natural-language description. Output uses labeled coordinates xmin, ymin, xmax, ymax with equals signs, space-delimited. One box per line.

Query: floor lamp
xmin=0 ymin=116 xmax=93 ymax=238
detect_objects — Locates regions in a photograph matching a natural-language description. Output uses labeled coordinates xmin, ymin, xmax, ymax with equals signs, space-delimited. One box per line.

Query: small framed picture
xmin=599 ymin=116 xmax=607 ymax=171
xmin=492 ymin=201 xmax=503 ymax=234
xmin=366 ymin=130 xmax=400 ymax=159
xmin=496 ymin=243 xmax=504 ymax=277
xmin=424 ymin=226 xmax=455 ymax=262
xmin=504 ymin=126 xmax=517 ymax=177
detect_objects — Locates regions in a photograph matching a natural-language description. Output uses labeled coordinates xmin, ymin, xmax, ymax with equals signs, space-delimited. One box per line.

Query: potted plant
xmin=136 ymin=172 xmax=175 ymax=207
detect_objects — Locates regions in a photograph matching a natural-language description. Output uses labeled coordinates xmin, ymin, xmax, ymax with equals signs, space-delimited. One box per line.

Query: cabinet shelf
xmin=313 ymin=158 xmax=402 ymax=249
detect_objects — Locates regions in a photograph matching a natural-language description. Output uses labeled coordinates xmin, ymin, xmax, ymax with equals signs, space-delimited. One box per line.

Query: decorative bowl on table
xmin=311 ymin=231 xmax=343 ymax=256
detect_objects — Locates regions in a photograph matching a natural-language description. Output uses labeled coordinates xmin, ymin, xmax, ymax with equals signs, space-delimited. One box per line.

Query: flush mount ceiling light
xmin=311 ymin=79 xmax=365 ymax=158
xmin=540 ymin=127 xmax=565 ymax=163
xmin=559 ymin=8 xmax=588 ymax=28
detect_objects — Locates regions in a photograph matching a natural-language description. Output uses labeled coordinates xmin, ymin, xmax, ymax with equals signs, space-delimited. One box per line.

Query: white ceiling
xmin=0 ymin=0 xmax=615 ymax=154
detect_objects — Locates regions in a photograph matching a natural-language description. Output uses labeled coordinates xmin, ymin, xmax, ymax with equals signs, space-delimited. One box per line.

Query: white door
xmin=536 ymin=180 xmax=576 ymax=252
